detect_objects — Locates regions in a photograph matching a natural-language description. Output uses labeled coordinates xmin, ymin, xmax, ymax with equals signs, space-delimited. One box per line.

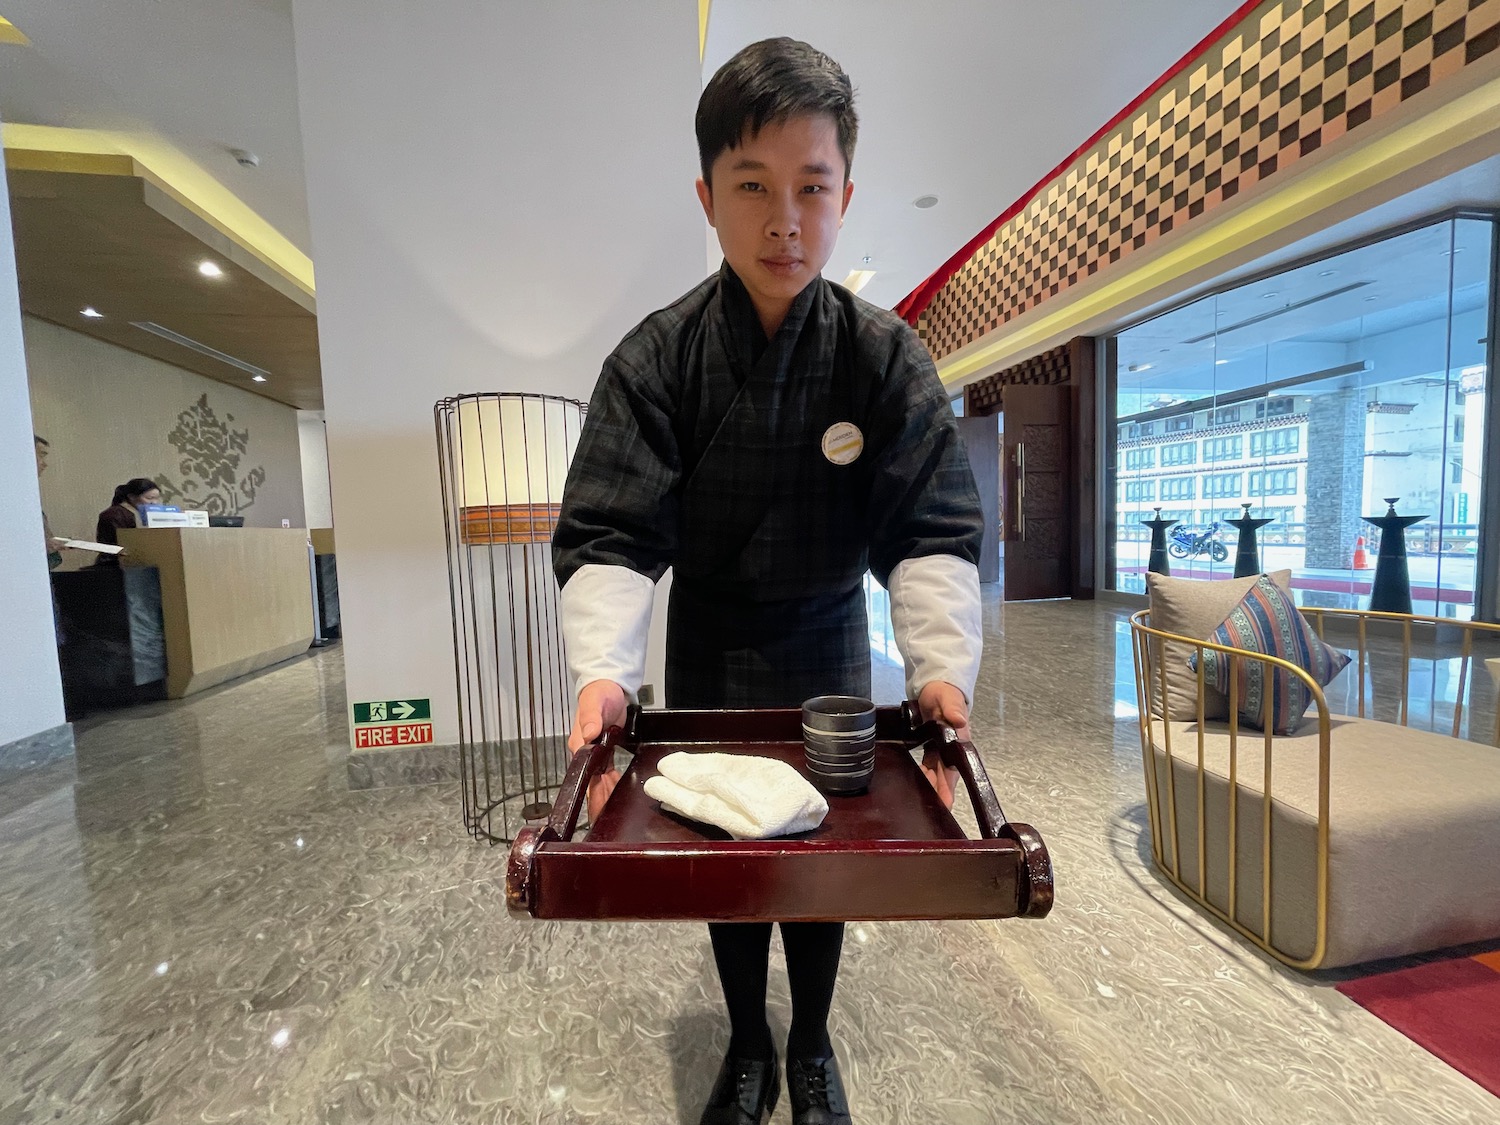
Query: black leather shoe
xmin=698 ymin=1050 xmax=780 ymax=1125
xmin=787 ymin=1053 xmax=852 ymax=1124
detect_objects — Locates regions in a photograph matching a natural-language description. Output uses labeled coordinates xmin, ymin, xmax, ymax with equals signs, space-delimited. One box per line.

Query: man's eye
xmin=740 ymin=182 xmax=764 ymax=192
xmin=803 ymin=184 xmax=826 ymax=194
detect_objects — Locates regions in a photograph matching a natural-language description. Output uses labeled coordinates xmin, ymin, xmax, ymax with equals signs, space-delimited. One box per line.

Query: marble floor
xmin=2 ymin=593 xmax=1497 ymax=1124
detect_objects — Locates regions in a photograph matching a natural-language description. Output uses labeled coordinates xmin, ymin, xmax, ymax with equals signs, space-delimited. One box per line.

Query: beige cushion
xmin=1146 ymin=716 xmax=1500 ymax=968
xmin=1145 ymin=570 xmax=1292 ymax=721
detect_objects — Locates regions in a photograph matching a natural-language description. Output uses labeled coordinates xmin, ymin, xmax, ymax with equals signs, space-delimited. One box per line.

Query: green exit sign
xmin=353 ymin=698 xmax=431 ymax=724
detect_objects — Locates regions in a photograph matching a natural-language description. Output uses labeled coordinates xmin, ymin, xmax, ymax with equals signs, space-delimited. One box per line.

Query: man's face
xmin=35 ymin=441 xmax=49 ymax=476
xmin=696 ymin=113 xmax=853 ymax=332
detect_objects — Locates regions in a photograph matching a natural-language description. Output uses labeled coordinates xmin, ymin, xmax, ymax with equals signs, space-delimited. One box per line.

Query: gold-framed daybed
xmin=1130 ymin=593 xmax=1500 ymax=971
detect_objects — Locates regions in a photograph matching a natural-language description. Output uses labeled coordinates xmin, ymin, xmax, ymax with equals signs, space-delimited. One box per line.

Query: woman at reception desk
xmin=93 ymin=478 xmax=161 ymax=565
xmin=116 ymin=521 xmax=315 ymax=698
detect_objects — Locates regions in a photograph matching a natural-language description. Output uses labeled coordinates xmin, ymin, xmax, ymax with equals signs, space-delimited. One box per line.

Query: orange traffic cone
xmin=1352 ymin=535 xmax=1370 ymax=570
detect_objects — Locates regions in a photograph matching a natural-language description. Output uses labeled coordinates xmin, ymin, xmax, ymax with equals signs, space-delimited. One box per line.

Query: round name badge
xmin=821 ymin=422 xmax=864 ymax=466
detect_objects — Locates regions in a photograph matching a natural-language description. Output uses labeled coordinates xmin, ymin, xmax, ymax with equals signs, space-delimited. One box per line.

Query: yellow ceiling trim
xmin=0 ymin=17 xmax=29 ymax=46
xmin=4 ymin=148 xmax=135 ymax=177
xmin=2 ymin=123 xmax=314 ymax=298
xmin=698 ymin=0 xmax=711 ymax=62
xmin=936 ymin=73 xmax=1500 ymax=387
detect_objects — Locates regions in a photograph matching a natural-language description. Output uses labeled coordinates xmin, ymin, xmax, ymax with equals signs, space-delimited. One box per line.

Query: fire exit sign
xmin=351 ymin=698 xmax=434 ymax=750
xmin=352 ymin=699 xmax=431 ymax=724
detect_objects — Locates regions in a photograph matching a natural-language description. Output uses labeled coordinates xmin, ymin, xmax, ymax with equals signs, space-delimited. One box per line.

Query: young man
xmin=554 ymin=38 xmax=983 ymax=1125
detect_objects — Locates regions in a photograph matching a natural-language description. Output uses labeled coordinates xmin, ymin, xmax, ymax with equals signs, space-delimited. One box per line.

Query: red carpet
xmin=1337 ymin=952 xmax=1500 ymax=1096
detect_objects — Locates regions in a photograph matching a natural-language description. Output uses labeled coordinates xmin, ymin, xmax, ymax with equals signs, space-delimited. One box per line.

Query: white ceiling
xmin=703 ymin=1 xmax=1244 ymax=308
xmin=1 ymin=0 xmax=1243 ymax=310
xmin=0 ymin=0 xmax=311 ymax=253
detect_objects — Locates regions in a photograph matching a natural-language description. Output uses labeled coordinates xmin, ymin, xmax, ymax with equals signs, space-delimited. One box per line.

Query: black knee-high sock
xmin=708 ymin=922 xmax=774 ymax=1059
xmin=781 ymin=921 xmax=843 ymax=1059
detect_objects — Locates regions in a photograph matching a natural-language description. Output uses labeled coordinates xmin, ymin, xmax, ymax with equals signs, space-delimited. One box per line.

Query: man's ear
xmin=695 ymin=177 xmax=716 ymax=227
xmin=840 ymin=179 xmax=854 ymax=217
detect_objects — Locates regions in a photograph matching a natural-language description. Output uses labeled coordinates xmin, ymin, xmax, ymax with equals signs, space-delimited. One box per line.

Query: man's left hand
xmin=917 ymin=681 xmax=968 ymax=809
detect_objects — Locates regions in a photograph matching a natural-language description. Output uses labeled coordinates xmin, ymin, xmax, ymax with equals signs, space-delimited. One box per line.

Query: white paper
xmin=58 ymin=538 xmax=124 ymax=555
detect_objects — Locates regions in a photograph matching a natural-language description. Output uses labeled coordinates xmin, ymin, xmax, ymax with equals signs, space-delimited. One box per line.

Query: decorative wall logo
xmin=158 ymin=393 xmax=267 ymax=515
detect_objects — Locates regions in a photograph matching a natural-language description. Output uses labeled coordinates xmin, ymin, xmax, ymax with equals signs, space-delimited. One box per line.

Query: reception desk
xmin=117 ymin=527 xmax=315 ymax=698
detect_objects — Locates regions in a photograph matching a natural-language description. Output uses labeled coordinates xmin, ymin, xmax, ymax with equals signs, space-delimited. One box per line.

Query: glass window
xmin=1250 ymin=427 xmax=1301 ymax=457
xmin=1109 ymin=215 xmax=1496 ymax=613
xmin=1161 ymin=441 xmax=1196 ymax=466
xmin=1161 ymin=478 xmax=1196 ymax=501
xmin=1256 ymin=396 xmax=1295 ymax=419
xmin=1124 ymin=448 xmax=1156 ymax=470
xmin=1203 ymin=472 xmax=1242 ymax=498
xmin=1124 ymin=481 xmax=1155 ymax=502
xmin=1249 ymin=468 xmax=1298 ymax=496
xmin=1203 ymin=435 xmax=1243 ymax=462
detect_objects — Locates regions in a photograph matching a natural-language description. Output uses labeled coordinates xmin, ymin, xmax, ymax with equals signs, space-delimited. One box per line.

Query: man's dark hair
xmin=696 ymin=37 xmax=858 ymax=185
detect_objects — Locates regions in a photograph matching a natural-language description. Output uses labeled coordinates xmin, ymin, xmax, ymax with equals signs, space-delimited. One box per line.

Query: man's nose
xmin=766 ymin=192 xmax=800 ymax=239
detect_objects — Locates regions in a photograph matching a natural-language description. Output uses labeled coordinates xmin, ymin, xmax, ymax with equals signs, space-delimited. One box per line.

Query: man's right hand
xmin=568 ymin=679 xmax=628 ymax=822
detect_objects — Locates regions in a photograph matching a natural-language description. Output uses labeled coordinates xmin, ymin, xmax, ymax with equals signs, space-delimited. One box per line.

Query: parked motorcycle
xmin=1168 ymin=522 xmax=1229 ymax=562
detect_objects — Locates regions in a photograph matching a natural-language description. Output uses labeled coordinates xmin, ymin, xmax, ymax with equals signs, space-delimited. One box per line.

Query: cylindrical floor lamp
xmin=435 ymin=392 xmax=585 ymax=843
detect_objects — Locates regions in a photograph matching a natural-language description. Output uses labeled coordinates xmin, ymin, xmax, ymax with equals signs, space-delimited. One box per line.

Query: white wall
xmin=291 ymin=1 xmax=706 ymax=742
xmin=0 ymin=126 xmax=66 ymax=748
xmin=25 ymin=317 xmax=306 ymax=556
xmin=297 ymin=410 xmax=332 ymax=528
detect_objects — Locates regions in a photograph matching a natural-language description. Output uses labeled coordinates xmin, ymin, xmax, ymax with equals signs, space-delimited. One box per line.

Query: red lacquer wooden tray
xmin=506 ymin=704 xmax=1053 ymax=923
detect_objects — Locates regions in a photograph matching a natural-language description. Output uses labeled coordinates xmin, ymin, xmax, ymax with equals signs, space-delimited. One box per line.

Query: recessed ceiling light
xmin=1318 ymin=269 xmax=1337 ymax=277
xmin=913 ymin=195 xmax=939 ymax=209
xmin=80 ymin=306 xmax=104 ymax=318
xmin=1363 ymin=295 xmax=1379 ymax=302
xmin=861 ymin=255 xmax=873 ymax=264
xmin=198 ymin=260 xmax=224 ymax=278
xmin=1261 ymin=292 xmax=1279 ymax=299
xmin=252 ymin=374 xmax=268 ymax=383
xmin=1215 ymin=359 xmax=1229 ymax=365
xmin=1128 ymin=363 xmax=1154 ymax=372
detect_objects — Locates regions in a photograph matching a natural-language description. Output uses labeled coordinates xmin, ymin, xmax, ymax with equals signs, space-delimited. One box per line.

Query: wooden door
xmin=1003 ymin=384 xmax=1073 ymax=601
xmin=956 ymin=415 xmax=1001 ymax=584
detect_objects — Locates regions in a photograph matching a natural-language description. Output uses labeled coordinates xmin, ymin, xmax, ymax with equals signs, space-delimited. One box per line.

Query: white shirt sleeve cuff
xmin=888 ymin=554 xmax=983 ymax=705
xmin=560 ymin=563 xmax=656 ymax=702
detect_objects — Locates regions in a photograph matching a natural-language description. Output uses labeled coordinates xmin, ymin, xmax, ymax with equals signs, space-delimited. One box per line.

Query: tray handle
xmin=914 ymin=719 xmax=1054 ymax=918
xmin=505 ymin=722 xmax=625 ymax=915
xmin=548 ymin=722 xmax=625 ymax=842
xmin=914 ymin=720 xmax=1008 ymax=840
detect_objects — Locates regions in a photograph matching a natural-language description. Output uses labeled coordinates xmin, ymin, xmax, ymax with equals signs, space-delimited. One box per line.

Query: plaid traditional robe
xmin=554 ymin=264 xmax=981 ymax=709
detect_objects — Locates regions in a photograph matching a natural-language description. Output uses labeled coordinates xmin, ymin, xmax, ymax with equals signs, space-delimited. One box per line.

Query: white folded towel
xmin=643 ymin=752 xmax=829 ymax=840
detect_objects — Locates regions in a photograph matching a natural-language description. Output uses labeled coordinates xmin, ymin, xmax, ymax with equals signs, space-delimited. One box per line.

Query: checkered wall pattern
xmin=964 ymin=342 xmax=1072 ymax=416
xmin=919 ymin=0 xmax=1500 ymax=363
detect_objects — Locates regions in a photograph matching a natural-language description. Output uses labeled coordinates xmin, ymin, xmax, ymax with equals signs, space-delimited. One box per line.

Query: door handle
xmin=1015 ymin=442 xmax=1026 ymax=543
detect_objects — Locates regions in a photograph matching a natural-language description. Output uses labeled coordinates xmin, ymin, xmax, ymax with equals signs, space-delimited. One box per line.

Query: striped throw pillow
xmin=1188 ymin=576 xmax=1350 ymax=735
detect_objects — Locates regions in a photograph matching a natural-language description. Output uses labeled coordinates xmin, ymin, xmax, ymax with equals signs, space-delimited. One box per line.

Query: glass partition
xmin=1109 ymin=215 xmax=1496 ymax=619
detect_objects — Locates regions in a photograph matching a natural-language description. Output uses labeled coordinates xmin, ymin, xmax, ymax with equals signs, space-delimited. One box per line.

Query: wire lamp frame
xmin=435 ymin=392 xmax=586 ymax=843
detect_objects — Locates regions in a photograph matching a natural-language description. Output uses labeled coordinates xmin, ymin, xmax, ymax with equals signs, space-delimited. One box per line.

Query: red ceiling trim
xmin=895 ymin=0 xmax=1269 ymax=326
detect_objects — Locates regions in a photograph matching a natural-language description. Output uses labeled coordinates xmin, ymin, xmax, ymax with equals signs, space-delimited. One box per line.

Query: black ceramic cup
xmin=802 ymin=695 xmax=876 ymax=794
